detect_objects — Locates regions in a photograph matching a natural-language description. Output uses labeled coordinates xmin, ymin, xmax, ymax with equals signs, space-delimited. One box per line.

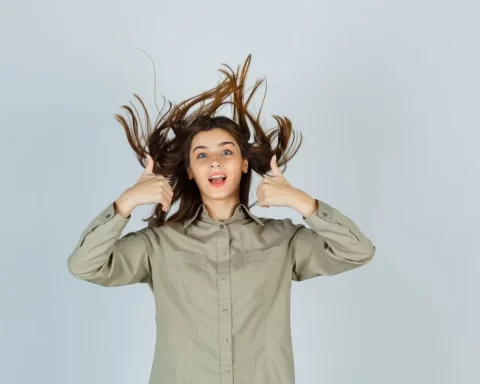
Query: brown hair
xmin=114 ymin=54 xmax=303 ymax=228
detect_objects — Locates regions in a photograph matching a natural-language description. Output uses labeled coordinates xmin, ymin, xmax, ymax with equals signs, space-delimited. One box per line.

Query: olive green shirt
xmin=67 ymin=198 xmax=376 ymax=384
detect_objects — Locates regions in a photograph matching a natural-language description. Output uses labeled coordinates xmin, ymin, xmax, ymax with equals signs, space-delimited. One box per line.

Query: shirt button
xmin=322 ymin=211 xmax=328 ymax=217
xmin=221 ymin=276 xmax=227 ymax=281
xmin=223 ymin=338 xmax=229 ymax=343
xmin=222 ymin=308 xmax=228 ymax=312
xmin=106 ymin=213 xmax=111 ymax=218
xmin=224 ymin=368 xmax=230 ymax=373
xmin=219 ymin=224 xmax=224 ymax=229
xmin=221 ymin=250 xmax=226 ymax=255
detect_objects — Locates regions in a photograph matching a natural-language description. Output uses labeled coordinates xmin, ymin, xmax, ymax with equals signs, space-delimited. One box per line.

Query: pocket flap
xmin=242 ymin=243 xmax=284 ymax=261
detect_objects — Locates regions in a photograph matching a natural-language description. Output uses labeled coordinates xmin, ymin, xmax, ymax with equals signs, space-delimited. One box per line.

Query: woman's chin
xmin=201 ymin=184 xmax=236 ymax=199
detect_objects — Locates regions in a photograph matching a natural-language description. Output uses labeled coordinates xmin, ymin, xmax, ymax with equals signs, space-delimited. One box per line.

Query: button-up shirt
xmin=67 ymin=198 xmax=376 ymax=384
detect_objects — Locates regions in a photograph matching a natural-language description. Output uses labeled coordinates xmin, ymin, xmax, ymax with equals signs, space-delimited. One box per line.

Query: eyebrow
xmin=192 ymin=141 xmax=236 ymax=153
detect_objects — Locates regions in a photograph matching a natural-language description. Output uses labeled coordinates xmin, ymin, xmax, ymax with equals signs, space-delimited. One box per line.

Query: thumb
xmin=143 ymin=153 xmax=155 ymax=174
xmin=270 ymin=154 xmax=281 ymax=176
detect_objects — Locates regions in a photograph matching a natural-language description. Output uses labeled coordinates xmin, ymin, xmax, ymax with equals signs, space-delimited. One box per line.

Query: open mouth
xmin=208 ymin=174 xmax=227 ymax=186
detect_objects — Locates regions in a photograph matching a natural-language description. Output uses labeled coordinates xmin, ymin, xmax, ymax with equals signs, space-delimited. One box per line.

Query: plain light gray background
xmin=1 ymin=0 xmax=478 ymax=383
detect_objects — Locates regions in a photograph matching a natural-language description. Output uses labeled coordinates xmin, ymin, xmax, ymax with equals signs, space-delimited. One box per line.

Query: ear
xmin=242 ymin=159 xmax=249 ymax=173
xmin=187 ymin=167 xmax=193 ymax=180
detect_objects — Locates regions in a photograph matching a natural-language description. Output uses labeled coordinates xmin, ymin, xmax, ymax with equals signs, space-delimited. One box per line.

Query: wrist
xmin=114 ymin=190 xmax=136 ymax=218
xmin=291 ymin=189 xmax=318 ymax=218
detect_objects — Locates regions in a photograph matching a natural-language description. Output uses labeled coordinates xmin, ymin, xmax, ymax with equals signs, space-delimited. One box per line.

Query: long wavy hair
xmin=114 ymin=54 xmax=303 ymax=228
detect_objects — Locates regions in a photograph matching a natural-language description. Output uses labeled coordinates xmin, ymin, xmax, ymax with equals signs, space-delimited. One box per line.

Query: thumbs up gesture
xmin=256 ymin=155 xmax=298 ymax=208
xmin=115 ymin=153 xmax=174 ymax=217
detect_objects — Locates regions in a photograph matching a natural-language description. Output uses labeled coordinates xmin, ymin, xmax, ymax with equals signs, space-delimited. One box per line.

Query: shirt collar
xmin=182 ymin=203 xmax=265 ymax=229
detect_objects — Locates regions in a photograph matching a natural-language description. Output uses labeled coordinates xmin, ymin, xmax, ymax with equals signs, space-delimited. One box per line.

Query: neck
xmin=201 ymin=197 xmax=241 ymax=221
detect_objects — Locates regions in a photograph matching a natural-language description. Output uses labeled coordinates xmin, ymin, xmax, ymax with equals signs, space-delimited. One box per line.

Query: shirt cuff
xmin=77 ymin=202 xmax=131 ymax=247
xmin=102 ymin=201 xmax=131 ymax=223
xmin=302 ymin=199 xmax=336 ymax=225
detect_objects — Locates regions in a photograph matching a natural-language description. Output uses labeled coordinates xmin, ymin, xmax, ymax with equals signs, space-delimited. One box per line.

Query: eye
xmin=196 ymin=149 xmax=232 ymax=159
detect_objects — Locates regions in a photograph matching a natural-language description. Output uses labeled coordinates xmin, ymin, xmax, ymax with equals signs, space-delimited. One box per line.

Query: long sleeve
xmin=67 ymin=202 xmax=153 ymax=287
xmin=290 ymin=199 xmax=376 ymax=281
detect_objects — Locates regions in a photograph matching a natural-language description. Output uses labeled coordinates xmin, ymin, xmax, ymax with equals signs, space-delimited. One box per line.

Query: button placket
xmin=217 ymin=229 xmax=233 ymax=383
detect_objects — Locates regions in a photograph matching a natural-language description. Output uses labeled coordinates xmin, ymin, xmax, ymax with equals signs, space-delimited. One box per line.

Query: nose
xmin=209 ymin=157 xmax=222 ymax=168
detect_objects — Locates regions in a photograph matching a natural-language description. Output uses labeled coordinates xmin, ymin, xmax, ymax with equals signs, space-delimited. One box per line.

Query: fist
xmin=129 ymin=153 xmax=174 ymax=212
xmin=256 ymin=155 xmax=297 ymax=208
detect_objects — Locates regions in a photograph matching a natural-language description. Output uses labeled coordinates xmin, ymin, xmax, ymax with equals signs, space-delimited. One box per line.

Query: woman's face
xmin=187 ymin=128 xmax=248 ymax=203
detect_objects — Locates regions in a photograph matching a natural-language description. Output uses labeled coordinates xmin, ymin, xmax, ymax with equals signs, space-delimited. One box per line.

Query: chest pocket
xmin=242 ymin=244 xmax=286 ymax=295
xmin=164 ymin=250 xmax=207 ymax=298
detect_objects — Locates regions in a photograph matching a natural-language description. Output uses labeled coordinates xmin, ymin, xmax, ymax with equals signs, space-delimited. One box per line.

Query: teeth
xmin=209 ymin=175 xmax=226 ymax=180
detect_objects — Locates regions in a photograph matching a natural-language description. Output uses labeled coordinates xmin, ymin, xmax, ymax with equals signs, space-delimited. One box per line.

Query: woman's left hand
xmin=256 ymin=155 xmax=300 ymax=208
xmin=256 ymin=155 xmax=318 ymax=217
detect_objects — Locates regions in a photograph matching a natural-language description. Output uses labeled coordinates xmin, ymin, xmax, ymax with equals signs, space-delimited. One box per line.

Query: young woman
xmin=67 ymin=54 xmax=376 ymax=384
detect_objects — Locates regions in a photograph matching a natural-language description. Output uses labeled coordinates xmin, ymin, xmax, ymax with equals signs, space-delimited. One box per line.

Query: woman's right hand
xmin=114 ymin=154 xmax=173 ymax=217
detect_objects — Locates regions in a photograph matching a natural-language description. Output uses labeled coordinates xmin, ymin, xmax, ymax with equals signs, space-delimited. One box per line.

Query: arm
xmin=288 ymin=192 xmax=376 ymax=281
xmin=67 ymin=201 xmax=153 ymax=287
